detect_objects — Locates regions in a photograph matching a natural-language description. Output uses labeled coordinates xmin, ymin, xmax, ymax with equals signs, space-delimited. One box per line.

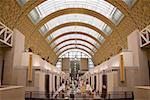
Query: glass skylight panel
xmin=47 ymin=35 xmax=53 ymax=41
xmin=40 ymin=14 xmax=112 ymax=36
xmin=110 ymin=8 xmax=124 ymax=25
xmin=48 ymin=26 xmax=104 ymax=43
xmin=60 ymin=49 xmax=92 ymax=58
xmin=88 ymin=59 xmax=94 ymax=69
xmin=39 ymin=24 xmax=49 ymax=35
xmin=28 ymin=7 xmax=41 ymax=24
xmin=102 ymin=24 xmax=113 ymax=36
xmin=50 ymin=34 xmax=100 ymax=48
xmin=17 ymin=0 xmax=29 ymax=6
xmin=54 ymin=47 xmax=59 ymax=52
xmin=122 ymin=0 xmax=137 ymax=7
xmin=59 ymin=49 xmax=92 ymax=58
xmin=29 ymin=0 xmax=124 ymax=25
xmin=98 ymin=36 xmax=105 ymax=43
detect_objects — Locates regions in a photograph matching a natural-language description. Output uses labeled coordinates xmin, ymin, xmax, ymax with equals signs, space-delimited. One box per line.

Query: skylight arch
xmin=43 ymin=22 xmax=109 ymax=40
xmin=55 ymin=44 xmax=96 ymax=53
xmin=57 ymin=46 xmax=94 ymax=56
xmin=56 ymin=44 xmax=94 ymax=55
xmin=59 ymin=49 xmax=92 ymax=58
xmin=18 ymin=0 xmax=135 ymax=12
xmin=53 ymin=38 xmax=98 ymax=50
xmin=50 ymin=34 xmax=100 ymax=49
xmin=47 ymin=26 xmax=105 ymax=44
xmin=60 ymin=51 xmax=90 ymax=59
xmin=54 ymin=40 xmax=97 ymax=52
xmin=50 ymin=32 xmax=100 ymax=48
xmin=48 ymin=32 xmax=102 ymax=46
xmin=28 ymin=0 xmax=124 ymax=25
xmin=39 ymin=14 xmax=112 ymax=36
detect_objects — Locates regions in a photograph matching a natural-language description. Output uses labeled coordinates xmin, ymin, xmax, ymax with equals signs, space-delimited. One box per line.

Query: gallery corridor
xmin=0 ymin=0 xmax=150 ymax=100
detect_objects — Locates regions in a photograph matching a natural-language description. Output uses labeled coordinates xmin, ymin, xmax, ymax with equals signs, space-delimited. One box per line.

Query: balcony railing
xmin=0 ymin=22 xmax=13 ymax=47
xmin=140 ymin=25 xmax=150 ymax=48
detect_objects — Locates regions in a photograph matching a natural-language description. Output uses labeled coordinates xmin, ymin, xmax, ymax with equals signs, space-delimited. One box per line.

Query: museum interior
xmin=0 ymin=0 xmax=150 ymax=100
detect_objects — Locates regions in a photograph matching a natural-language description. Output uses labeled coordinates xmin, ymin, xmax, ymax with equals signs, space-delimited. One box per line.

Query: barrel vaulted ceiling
xmin=0 ymin=0 xmax=150 ymax=65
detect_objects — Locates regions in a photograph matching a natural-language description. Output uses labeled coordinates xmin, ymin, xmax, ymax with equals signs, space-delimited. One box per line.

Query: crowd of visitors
xmin=53 ymin=79 xmax=107 ymax=99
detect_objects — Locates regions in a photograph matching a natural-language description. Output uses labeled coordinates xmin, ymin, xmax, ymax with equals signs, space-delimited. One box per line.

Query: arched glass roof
xmin=16 ymin=0 xmax=137 ymax=65
xmin=56 ymin=45 xmax=94 ymax=55
xmin=50 ymin=34 xmax=100 ymax=48
xmin=59 ymin=49 xmax=92 ymax=58
xmin=28 ymin=0 xmax=124 ymax=25
xmin=39 ymin=14 xmax=112 ymax=36
xmin=47 ymin=26 xmax=105 ymax=43
xmin=18 ymin=0 xmax=137 ymax=8
xmin=54 ymin=40 xmax=97 ymax=52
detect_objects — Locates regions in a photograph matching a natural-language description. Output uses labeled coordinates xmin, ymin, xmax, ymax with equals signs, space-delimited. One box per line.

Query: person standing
xmin=70 ymin=86 xmax=75 ymax=99
xmin=81 ymin=82 xmax=86 ymax=94
xmin=101 ymin=85 xmax=107 ymax=99
xmin=86 ymin=81 xmax=92 ymax=93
